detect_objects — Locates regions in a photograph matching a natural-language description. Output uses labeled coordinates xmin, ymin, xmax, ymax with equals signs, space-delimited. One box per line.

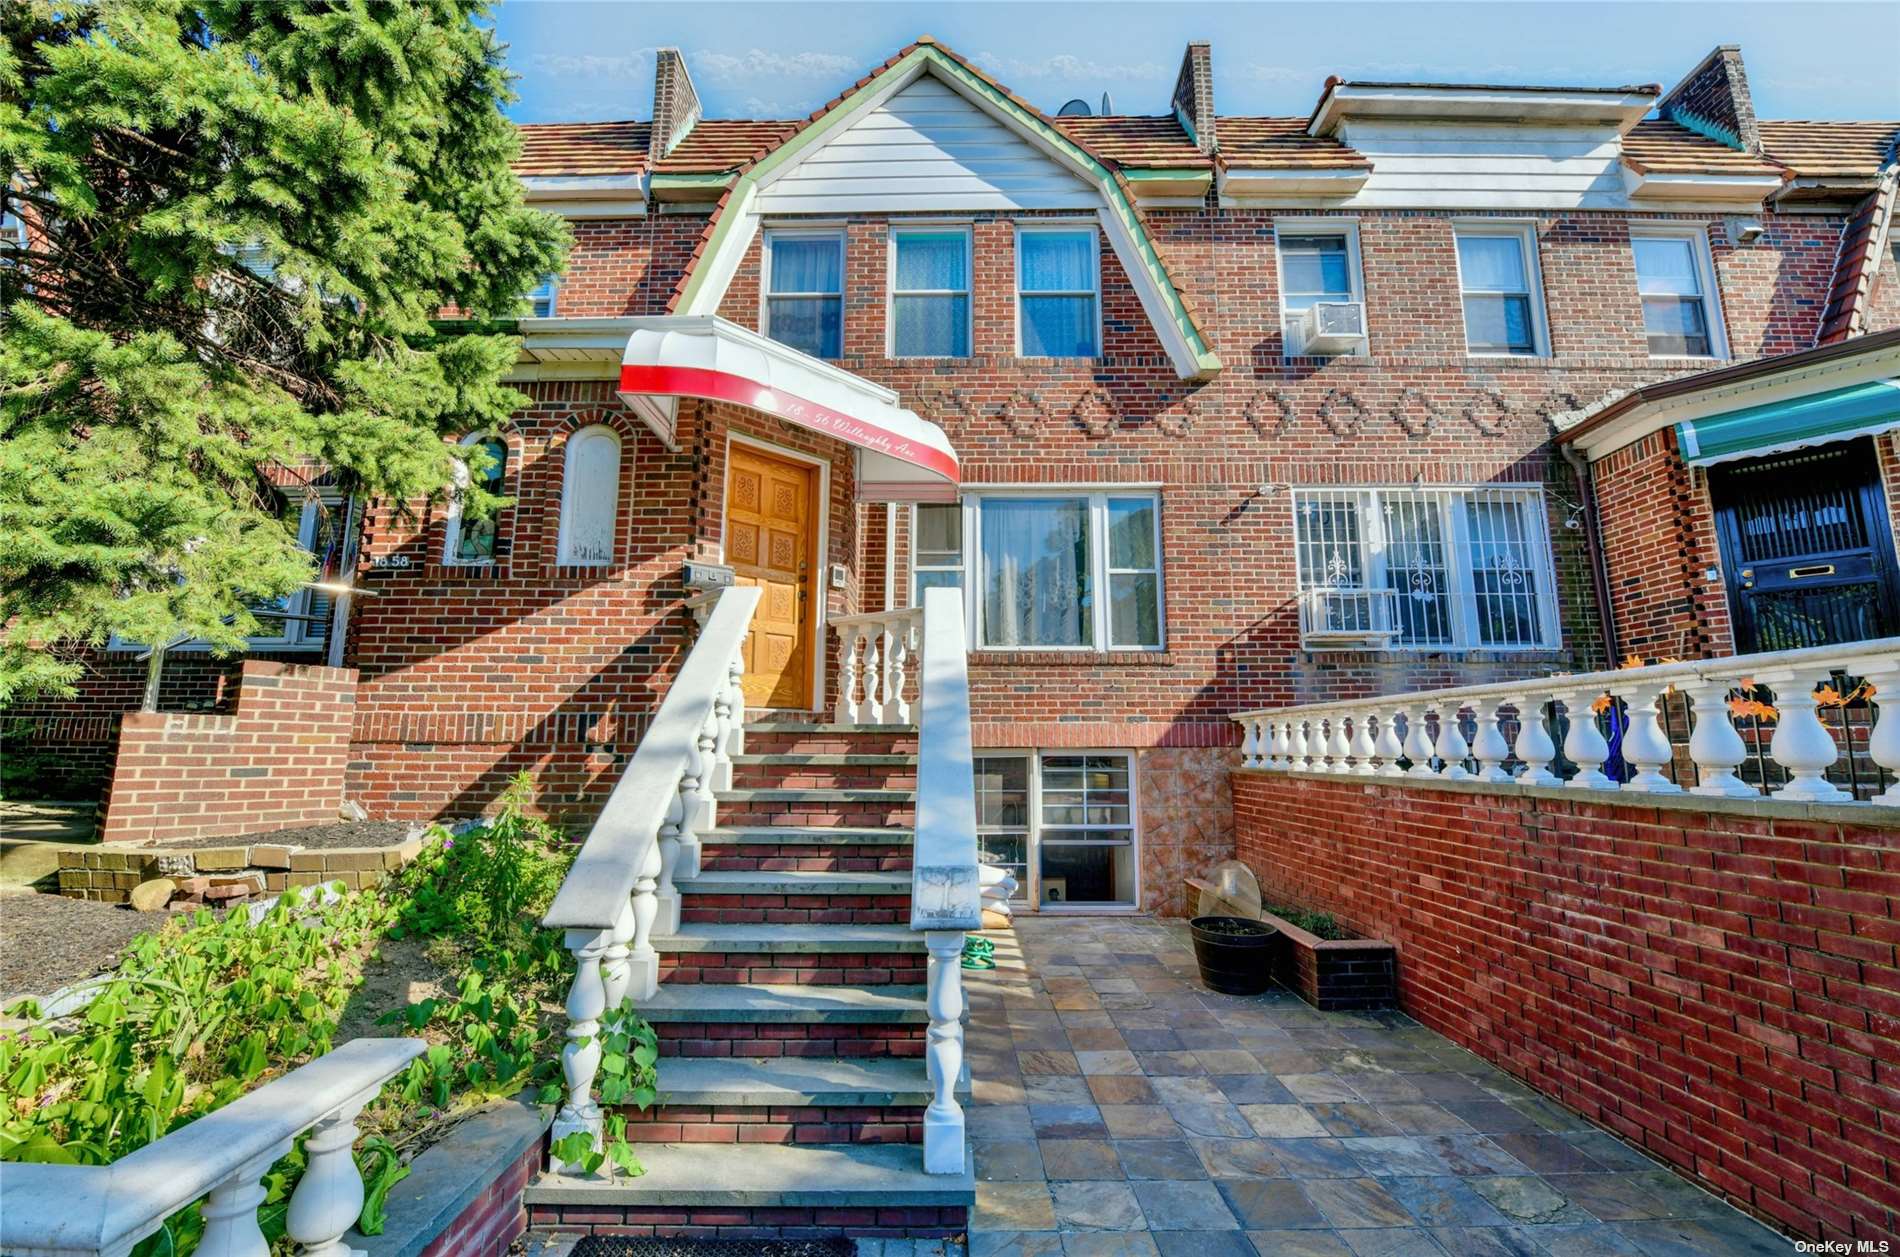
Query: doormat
xmin=570 ymin=1238 xmax=855 ymax=1257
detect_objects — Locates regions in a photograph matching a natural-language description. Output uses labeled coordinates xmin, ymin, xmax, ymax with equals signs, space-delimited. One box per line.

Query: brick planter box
xmin=1256 ymin=907 xmax=1396 ymax=1012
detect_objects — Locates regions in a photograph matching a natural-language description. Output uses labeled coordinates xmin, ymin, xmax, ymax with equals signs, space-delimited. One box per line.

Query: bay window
xmin=1631 ymin=229 xmax=1724 ymax=358
xmin=891 ymin=228 xmax=970 ymax=357
xmin=1016 ymin=226 xmax=1099 ymax=358
xmin=915 ymin=492 xmax=1164 ymax=651
xmin=1292 ymin=486 xmax=1558 ymax=650
xmin=764 ymin=230 xmax=843 ymax=358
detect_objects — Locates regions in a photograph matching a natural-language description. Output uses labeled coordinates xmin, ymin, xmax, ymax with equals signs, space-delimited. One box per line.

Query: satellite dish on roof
xmin=1056 ymin=98 xmax=1092 ymax=117
xmin=1101 ymin=92 xmax=1115 ymax=115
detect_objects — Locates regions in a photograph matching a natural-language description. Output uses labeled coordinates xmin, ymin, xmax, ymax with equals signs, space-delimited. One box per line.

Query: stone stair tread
xmin=745 ymin=722 xmax=918 ymax=734
xmin=717 ymin=787 xmax=915 ymax=801
xmin=658 ymin=922 xmax=926 ymax=953
xmin=655 ymin=1055 xmax=942 ymax=1106
xmin=677 ymin=870 xmax=910 ymax=895
xmin=700 ymin=825 xmax=912 ymax=845
xmin=731 ymin=753 xmax=916 ymax=766
xmin=526 ymin=1142 xmax=972 ymax=1207
xmin=638 ymin=982 xmax=929 ymax=1023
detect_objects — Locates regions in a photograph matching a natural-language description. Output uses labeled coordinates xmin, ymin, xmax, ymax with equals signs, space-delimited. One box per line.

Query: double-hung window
xmin=891 ymin=228 xmax=970 ymax=357
xmin=1454 ymin=225 xmax=1546 ymax=356
xmin=1017 ymin=227 xmax=1099 ymax=358
xmin=1275 ymin=223 xmax=1364 ymax=356
xmin=1292 ymin=486 xmax=1558 ymax=650
xmin=913 ymin=492 xmax=1163 ymax=651
xmin=764 ymin=230 xmax=843 ymax=358
xmin=1631 ymin=229 xmax=1723 ymax=358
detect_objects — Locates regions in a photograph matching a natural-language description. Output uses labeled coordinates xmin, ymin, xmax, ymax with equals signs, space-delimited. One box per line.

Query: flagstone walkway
xmin=959 ymin=915 xmax=1798 ymax=1257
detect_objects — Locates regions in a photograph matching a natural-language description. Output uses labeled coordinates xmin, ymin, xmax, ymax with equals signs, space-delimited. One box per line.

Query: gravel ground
xmin=0 ymin=891 xmax=161 ymax=1002
xmin=142 ymin=820 xmax=418 ymax=851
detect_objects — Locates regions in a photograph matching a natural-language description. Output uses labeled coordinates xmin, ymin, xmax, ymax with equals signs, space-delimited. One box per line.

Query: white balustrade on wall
xmin=831 ymin=609 xmax=921 ymax=725
xmin=1232 ymin=637 xmax=1900 ymax=807
xmin=541 ymin=585 xmax=762 ymax=1173
xmin=0 ymin=1038 xmax=424 ymax=1257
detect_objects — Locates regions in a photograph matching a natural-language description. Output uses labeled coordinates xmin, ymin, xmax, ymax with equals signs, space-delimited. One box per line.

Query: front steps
xmin=525 ymin=717 xmax=973 ymax=1242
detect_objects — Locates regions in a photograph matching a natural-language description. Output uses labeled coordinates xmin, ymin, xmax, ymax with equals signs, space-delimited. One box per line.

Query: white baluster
xmin=198 ymin=1141 xmax=291 ymax=1257
xmin=628 ymin=839 xmax=662 ymax=1001
xmin=1622 ymin=683 xmax=1682 ymax=793
xmin=1471 ymin=703 xmax=1512 ymax=784
xmin=1763 ymin=669 xmax=1849 ymax=802
xmin=1373 ymin=708 xmax=1406 ymax=777
xmin=1402 ymin=707 xmax=1436 ymax=779
xmin=551 ymin=927 xmax=611 ymax=1170
xmin=1268 ymin=720 xmax=1288 ymax=769
xmin=1240 ymin=719 xmax=1260 ymax=768
xmin=1433 ymin=705 xmax=1472 ymax=781
xmin=1510 ymin=695 xmax=1560 ymax=786
xmin=727 ymin=646 xmax=747 ymax=759
xmin=655 ymin=785 xmax=685 ymax=939
xmin=1682 ymin=679 xmax=1755 ymax=798
xmin=887 ymin=617 xmax=913 ymax=723
xmin=1350 ymin=711 xmax=1379 ymax=776
xmin=923 ymin=930 xmax=967 ymax=1174
xmin=1559 ymin=690 xmax=1615 ymax=789
xmin=1327 ymin=715 xmax=1353 ymax=773
xmin=1859 ymin=660 xmax=1900 ymax=805
xmin=1288 ymin=718 xmax=1311 ymax=770
xmin=712 ymin=670 xmax=737 ymax=793
xmin=286 ymin=1090 xmax=380 ymax=1257
xmin=836 ymin=625 xmax=861 ymax=724
xmin=600 ymin=899 xmax=633 ymax=1015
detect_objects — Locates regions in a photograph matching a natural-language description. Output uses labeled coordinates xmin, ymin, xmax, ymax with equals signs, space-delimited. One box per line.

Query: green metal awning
xmin=1675 ymin=378 xmax=1900 ymax=466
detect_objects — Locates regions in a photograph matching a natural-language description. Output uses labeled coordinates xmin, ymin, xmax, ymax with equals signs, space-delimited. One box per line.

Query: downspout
xmin=1560 ymin=441 xmax=1620 ymax=668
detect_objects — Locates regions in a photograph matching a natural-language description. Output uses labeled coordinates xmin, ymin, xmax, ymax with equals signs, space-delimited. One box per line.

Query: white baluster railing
xmin=0 ymin=1038 xmax=424 ymax=1257
xmin=1232 ymin=637 xmax=1900 ymax=808
xmin=908 ymin=586 xmax=982 ymax=1176
xmin=541 ymin=585 xmax=762 ymax=1173
xmin=831 ymin=609 xmax=923 ymax=725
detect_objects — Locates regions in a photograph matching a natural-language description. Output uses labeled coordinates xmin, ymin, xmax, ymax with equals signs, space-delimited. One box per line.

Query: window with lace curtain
xmin=556 ymin=425 xmax=621 ymax=566
xmin=1016 ymin=226 xmax=1099 ymax=358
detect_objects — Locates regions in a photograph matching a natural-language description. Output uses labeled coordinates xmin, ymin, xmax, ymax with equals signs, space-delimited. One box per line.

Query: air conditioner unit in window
xmin=1297 ymin=301 xmax=1367 ymax=355
xmin=1298 ymin=586 xmax=1399 ymax=647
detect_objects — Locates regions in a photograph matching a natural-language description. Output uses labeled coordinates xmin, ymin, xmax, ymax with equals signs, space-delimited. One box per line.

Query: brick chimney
xmin=649 ymin=48 xmax=703 ymax=164
xmin=1171 ymin=41 xmax=1216 ymax=154
xmin=1659 ymin=45 xmax=1762 ymax=154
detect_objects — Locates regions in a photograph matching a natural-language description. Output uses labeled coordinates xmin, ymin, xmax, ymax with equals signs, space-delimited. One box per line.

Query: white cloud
xmin=528 ymin=50 xmax=657 ymax=82
xmin=972 ymin=51 xmax=1170 ymax=83
xmin=691 ymin=49 xmax=859 ymax=83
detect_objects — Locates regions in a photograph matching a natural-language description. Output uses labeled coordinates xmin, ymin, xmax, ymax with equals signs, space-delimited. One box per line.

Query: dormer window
xmin=1016 ymin=226 xmax=1099 ymax=358
xmin=764 ymin=230 xmax=843 ymax=358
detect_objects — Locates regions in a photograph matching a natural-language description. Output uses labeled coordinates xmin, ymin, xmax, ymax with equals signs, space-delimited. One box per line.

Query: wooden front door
xmin=726 ymin=445 xmax=819 ymax=709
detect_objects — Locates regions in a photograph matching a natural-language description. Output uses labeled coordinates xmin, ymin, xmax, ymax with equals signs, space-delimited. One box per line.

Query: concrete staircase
xmin=524 ymin=719 xmax=974 ymax=1242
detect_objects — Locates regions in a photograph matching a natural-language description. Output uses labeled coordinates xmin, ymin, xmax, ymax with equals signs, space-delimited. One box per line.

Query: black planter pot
xmin=1189 ymin=916 xmax=1280 ymax=995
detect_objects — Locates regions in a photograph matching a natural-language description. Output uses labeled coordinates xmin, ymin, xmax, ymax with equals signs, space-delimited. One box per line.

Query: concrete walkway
xmin=961 ymin=915 xmax=1797 ymax=1257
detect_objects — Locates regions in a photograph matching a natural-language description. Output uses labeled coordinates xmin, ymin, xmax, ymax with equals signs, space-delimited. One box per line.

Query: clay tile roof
xmin=1816 ymin=173 xmax=1898 ymax=345
xmin=514 ymin=120 xmax=651 ymax=177
xmin=1759 ymin=120 xmax=1900 ymax=178
xmin=1214 ymin=117 xmax=1370 ymax=170
xmin=1621 ymin=118 xmax=1785 ymax=177
xmin=1050 ymin=116 xmax=1209 ymax=168
xmin=654 ymin=119 xmax=801 ymax=174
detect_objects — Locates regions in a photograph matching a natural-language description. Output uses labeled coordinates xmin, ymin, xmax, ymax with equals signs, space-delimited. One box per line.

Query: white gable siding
xmin=1331 ymin=122 xmax=1633 ymax=210
xmin=755 ymin=73 xmax=1097 ymax=214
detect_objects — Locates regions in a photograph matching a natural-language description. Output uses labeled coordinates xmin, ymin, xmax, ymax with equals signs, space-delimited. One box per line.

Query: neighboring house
xmin=8 ymin=38 xmax=1899 ymax=913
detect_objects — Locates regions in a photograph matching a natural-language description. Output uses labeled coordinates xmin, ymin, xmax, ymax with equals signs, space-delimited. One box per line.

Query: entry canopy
xmin=618 ymin=315 xmax=960 ymax=501
xmin=1676 ymin=378 xmax=1900 ymax=467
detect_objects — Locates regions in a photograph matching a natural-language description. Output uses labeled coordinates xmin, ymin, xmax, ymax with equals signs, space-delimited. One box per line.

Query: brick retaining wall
xmin=1232 ymin=769 xmax=1900 ymax=1246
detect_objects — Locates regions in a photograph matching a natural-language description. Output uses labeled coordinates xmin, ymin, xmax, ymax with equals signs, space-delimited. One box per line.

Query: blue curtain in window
xmin=770 ymin=237 xmax=841 ymax=292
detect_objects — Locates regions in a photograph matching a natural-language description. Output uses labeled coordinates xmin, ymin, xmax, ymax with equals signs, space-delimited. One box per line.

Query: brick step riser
xmin=613 ymin=1105 xmax=925 ymax=1146
xmin=656 ymin=1023 xmax=925 ymax=1059
xmin=700 ymin=847 xmax=912 ymax=874
xmin=741 ymin=733 xmax=918 ymax=757
xmin=681 ymin=893 xmax=912 ymax=926
xmin=730 ymin=767 xmax=918 ymax=791
xmin=660 ymin=952 xmax=927 ymax=986
xmin=715 ymin=802 xmax=915 ymax=828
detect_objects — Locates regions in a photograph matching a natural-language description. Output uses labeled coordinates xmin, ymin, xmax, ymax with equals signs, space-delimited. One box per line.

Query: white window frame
xmin=1451 ymin=221 xmax=1550 ymax=358
xmin=443 ymin=431 xmax=507 ymax=567
xmin=912 ymin=489 xmax=1165 ymax=653
xmin=1014 ymin=222 xmax=1101 ymax=360
xmin=1629 ymin=224 xmax=1729 ymax=361
xmin=887 ymin=224 xmax=973 ymax=359
xmin=970 ymin=749 xmax=1142 ymax=912
xmin=1273 ymin=217 xmax=1367 ymax=358
xmin=526 ymin=273 xmax=558 ymax=318
xmin=1289 ymin=485 xmax=1561 ymax=652
xmin=761 ymin=227 xmax=845 ymax=359
xmin=556 ymin=424 xmax=622 ymax=567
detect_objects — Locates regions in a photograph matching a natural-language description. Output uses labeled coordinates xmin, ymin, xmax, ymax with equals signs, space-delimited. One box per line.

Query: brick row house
xmin=9 ymin=38 xmax=1899 ymax=914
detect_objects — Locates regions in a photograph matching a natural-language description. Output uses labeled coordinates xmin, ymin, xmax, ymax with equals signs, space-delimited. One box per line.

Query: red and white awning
xmin=618 ymin=315 xmax=959 ymax=501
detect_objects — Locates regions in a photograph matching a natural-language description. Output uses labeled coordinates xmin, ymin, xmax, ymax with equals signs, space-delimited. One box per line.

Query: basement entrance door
xmin=726 ymin=444 xmax=820 ymax=709
xmin=1709 ymin=437 xmax=1900 ymax=652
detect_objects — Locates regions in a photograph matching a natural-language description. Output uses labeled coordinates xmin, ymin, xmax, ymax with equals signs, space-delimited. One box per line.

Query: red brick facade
xmin=1233 ymin=770 xmax=1900 ymax=1247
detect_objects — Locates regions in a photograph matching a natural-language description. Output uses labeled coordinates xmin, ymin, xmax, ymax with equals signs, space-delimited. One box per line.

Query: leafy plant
xmin=547 ymin=997 xmax=660 ymax=1180
xmin=1263 ymin=901 xmax=1351 ymax=941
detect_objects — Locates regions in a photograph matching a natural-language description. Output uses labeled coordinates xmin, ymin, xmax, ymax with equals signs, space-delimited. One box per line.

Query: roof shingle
xmin=514 ymin=120 xmax=650 ymax=177
xmin=1051 ymin=116 xmax=1209 ymax=168
xmin=653 ymin=119 xmax=801 ymax=174
xmin=1621 ymin=118 xmax=1785 ymax=177
xmin=1215 ymin=117 xmax=1369 ymax=170
xmin=1759 ymin=120 xmax=1900 ymax=178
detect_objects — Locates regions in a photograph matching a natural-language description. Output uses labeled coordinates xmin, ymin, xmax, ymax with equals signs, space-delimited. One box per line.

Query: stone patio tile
xmin=1337 ymin=1229 xmax=1447 ymax=1257
xmin=1100 ymin=1105 xmax=1181 ymax=1140
xmin=1424 ymin=1226 xmax=1545 ymax=1256
xmin=1310 ymin=1103 xmax=1402 ymax=1137
xmin=1442 ymin=1100 xmax=1542 ymax=1133
xmin=976 ymin=1182 xmax=1058 ymax=1233
xmin=1402 ymin=1073 xmax=1493 ymax=1103
xmin=1086 ymin=1075 xmax=1157 ymax=1105
xmin=1341 ymin=1136 xmax=1465 ymax=1178
xmin=1253 ymin=1048 xmax=1326 ymax=1075
xmin=1152 ymin=1231 xmax=1253 ymax=1257
xmin=1620 ymin=1214 xmax=1799 ymax=1256
xmin=1059 ymin=1011 xmax=1118 ymax=1030
xmin=1488 ymin=1131 xmax=1609 ymax=1174
xmin=1113 ymin=1139 xmax=1205 ymax=1181
xmin=1506 ymin=1094 xmax=1588 ymax=1133
xmin=1264 ymin=1137 xmax=1363 ymax=1179
xmin=1342 ymin=1073 xmax=1424 ymax=1103
xmin=977 ymin=1073 xmax=1031 ymax=1106
xmin=1148 ymin=1075 xmax=1224 ymax=1105
xmin=1243 ymin=1231 xmax=1355 ymax=1257
xmin=1424 ymin=1135 xmax=1532 ymax=1177
xmin=1077 ymin=1050 xmax=1142 ymax=1076
xmin=1281 ymin=1073 xmax=1362 ymax=1103
xmin=1023 ymin=1050 xmax=1083 ymax=1076
xmin=1067 ymin=1027 xmax=1128 ymax=1052
xmin=1374 ymin=1104 xmax=1473 ymax=1135
xmin=1026 ymin=1076 xmax=1096 ymax=1105
xmin=1466 ymin=1175 xmax=1595 ymax=1225
xmin=970 ymin=1234 xmax=1064 ymax=1257
xmin=1239 ymin=1103 xmax=1332 ymax=1139
xmin=1130 ymin=1180 xmax=1240 ymax=1230
xmin=1119 ymin=1028 xmax=1184 ymax=1051
xmin=1089 ymin=978 xmax=1140 ymax=995
xmin=1040 ymin=1139 xmax=1125 ymax=1181
xmin=1381 ymin=1175 xmax=1510 ymax=1227
xmin=1052 ymin=992 xmax=1104 ymax=1011
xmin=1187 ymin=1137 xmax=1285 ymax=1180
xmin=1620 ymin=1172 xmax=1731 ymax=1219
xmin=972 ymin=1105 xmax=1035 ymax=1140
xmin=1192 ymin=1049 xmax=1265 ymax=1075
xmin=1559 ymin=1131 xmax=1660 ymax=1172
xmin=1059 ymin=1233 xmax=1158 ymax=1257
xmin=1030 ymin=1104 xmax=1108 ymax=1139
xmin=1300 ymin=1177 xmax=1416 ymax=1229
xmin=1051 ymin=1181 xmax=1147 ymax=1233
xmin=1172 ymin=1026 xmax=1243 ymax=1050
xmin=1014 ymin=1027 xmax=1075 ymax=1051
xmin=1530 ymin=1225 xmax=1648 ymax=1256
xmin=1135 ymin=1051 xmax=1203 ymax=1076
xmin=1163 ymin=1101 xmax=1255 ymax=1138
xmin=1543 ymin=1174 xmax=1675 ymax=1222
xmin=977 ymin=1139 xmax=1047 ymax=1182
xmin=1215 ymin=1179 xmax=1328 ymax=1230
xmin=1212 ymin=1074 xmax=1297 ymax=1105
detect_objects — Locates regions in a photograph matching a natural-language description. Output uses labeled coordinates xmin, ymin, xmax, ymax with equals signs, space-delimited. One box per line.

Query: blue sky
xmin=492 ymin=1 xmax=1899 ymax=125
